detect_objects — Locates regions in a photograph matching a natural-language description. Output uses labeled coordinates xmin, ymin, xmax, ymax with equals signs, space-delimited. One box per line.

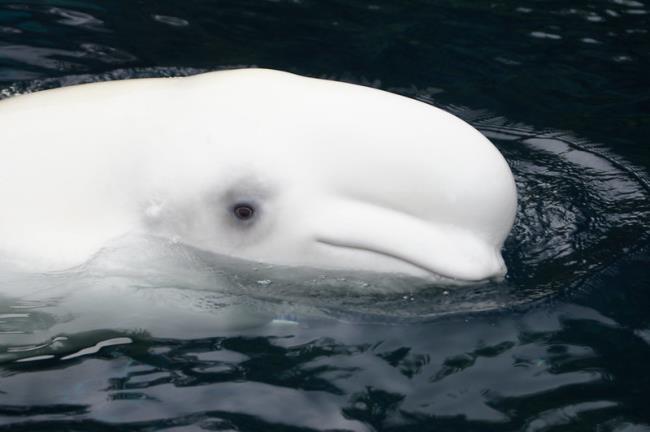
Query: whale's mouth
xmin=311 ymin=199 xmax=508 ymax=283
xmin=315 ymin=238 xmax=505 ymax=284
xmin=311 ymin=205 xmax=508 ymax=283
xmin=316 ymin=238 xmax=460 ymax=283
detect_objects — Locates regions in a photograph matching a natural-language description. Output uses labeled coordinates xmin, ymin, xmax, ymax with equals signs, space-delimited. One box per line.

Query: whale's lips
xmin=315 ymin=238 xmax=505 ymax=283
xmin=313 ymin=200 xmax=506 ymax=283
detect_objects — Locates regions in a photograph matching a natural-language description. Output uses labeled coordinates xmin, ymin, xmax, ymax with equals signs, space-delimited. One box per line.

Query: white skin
xmin=0 ymin=69 xmax=517 ymax=282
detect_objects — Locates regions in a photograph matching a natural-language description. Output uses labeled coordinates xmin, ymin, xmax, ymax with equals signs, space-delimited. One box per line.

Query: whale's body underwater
xmin=0 ymin=69 xmax=517 ymax=283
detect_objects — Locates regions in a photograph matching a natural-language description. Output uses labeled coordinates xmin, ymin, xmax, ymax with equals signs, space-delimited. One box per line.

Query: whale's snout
xmin=311 ymin=199 xmax=508 ymax=283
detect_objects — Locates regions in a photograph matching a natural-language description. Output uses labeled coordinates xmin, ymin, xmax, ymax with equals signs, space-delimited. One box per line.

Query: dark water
xmin=1 ymin=1 xmax=650 ymax=431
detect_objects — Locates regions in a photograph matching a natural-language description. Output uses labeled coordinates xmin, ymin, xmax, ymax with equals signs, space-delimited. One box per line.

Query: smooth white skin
xmin=0 ymin=69 xmax=517 ymax=282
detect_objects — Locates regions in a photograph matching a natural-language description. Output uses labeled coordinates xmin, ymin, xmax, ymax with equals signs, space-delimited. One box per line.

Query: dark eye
xmin=233 ymin=203 xmax=255 ymax=220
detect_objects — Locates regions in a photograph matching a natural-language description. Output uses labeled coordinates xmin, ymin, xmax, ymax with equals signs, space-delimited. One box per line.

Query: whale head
xmin=0 ymin=69 xmax=516 ymax=282
xmin=139 ymin=69 xmax=517 ymax=283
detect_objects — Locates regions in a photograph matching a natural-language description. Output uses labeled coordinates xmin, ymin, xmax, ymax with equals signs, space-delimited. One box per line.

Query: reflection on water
xmin=1 ymin=0 xmax=649 ymax=430
xmin=1 ymin=294 xmax=649 ymax=430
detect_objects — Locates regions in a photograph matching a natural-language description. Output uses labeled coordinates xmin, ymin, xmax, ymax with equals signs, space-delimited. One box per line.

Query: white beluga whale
xmin=0 ymin=68 xmax=517 ymax=283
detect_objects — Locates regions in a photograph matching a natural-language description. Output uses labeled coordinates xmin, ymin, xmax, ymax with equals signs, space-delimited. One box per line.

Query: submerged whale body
xmin=0 ymin=69 xmax=517 ymax=283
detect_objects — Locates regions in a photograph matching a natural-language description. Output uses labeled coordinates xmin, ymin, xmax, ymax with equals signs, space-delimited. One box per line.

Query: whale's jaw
xmin=310 ymin=199 xmax=509 ymax=283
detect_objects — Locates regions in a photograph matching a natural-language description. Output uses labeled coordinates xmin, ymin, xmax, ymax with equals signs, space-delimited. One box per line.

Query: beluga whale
xmin=0 ymin=69 xmax=517 ymax=283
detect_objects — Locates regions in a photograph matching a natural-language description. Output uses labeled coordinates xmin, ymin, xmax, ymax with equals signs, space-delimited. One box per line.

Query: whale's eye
xmin=233 ymin=203 xmax=255 ymax=220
